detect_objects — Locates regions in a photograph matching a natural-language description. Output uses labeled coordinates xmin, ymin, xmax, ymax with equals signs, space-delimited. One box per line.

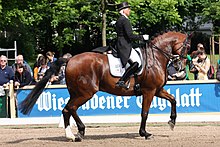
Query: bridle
xmin=175 ymin=35 xmax=191 ymax=59
xmin=149 ymin=33 xmax=191 ymax=61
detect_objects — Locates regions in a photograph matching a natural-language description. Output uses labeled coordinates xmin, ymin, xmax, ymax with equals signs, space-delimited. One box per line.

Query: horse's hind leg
xmin=64 ymin=95 xmax=90 ymax=142
xmin=62 ymin=107 xmax=75 ymax=141
xmin=156 ymin=88 xmax=177 ymax=130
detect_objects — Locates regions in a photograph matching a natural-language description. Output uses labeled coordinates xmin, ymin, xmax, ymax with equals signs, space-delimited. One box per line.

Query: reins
xmin=149 ymin=33 xmax=190 ymax=60
xmin=150 ymin=43 xmax=176 ymax=60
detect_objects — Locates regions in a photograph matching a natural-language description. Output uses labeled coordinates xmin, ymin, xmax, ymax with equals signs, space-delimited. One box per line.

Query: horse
xmin=19 ymin=31 xmax=192 ymax=141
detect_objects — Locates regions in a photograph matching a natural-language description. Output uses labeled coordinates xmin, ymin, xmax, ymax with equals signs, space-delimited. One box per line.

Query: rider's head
xmin=118 ymin=2 xmax=131 ymax=17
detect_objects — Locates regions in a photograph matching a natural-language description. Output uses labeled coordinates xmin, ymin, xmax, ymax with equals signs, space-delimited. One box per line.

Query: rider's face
xmin=124 ymin=8 xmax=131 ymax=16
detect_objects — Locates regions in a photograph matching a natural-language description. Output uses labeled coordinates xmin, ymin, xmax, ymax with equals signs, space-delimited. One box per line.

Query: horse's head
xmin=171 ymin=32 xmax=192 ymax=58
xmin=149 ymin=31 xmax=192 ymax=71
xmin=171 ymin=32 xmax=192 ymax=70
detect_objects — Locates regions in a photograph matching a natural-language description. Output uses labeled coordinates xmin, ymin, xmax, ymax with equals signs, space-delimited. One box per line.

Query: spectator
xmin=167 ymin=57 xmax=186 ymax=81
xmin=0 ymin=55 xmax=14 ymax=86
xmin=193 ymin=49 xmax=210 ymax=80
xmin=12 ymin=55 xmax=33 ymax=77
xmin=33 ymin=54 xmax=44 ymax=69
xmin=36 ymin=57 xmax=49 ymax=82
xmin=49 ymin=53 xmax=72 ymax=84
xmin=46 ymin=51 xmax=57 ymax=67
xmin=33 ymin=55 xmax=46 ymax=84
xmin=14 ymin=63 xmax=32 ymax=88
xmin=185 ymin=54 xmax=193 ymax=80
xmin=190 ymin=43 xmax=205 ymax=80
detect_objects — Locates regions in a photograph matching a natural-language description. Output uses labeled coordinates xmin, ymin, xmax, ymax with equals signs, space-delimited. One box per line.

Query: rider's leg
xmin=116 ymin=59 xmax=139 ymax=87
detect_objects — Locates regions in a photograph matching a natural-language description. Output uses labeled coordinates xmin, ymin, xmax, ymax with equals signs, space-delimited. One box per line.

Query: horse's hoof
xmin=66 ymin=136 xmax=75 ymax=142
xmin=140 ymin=130 xmax=152 ymax=140
xmin=75 ymin=132 xmax=83 ymax=142
xmin=144 ymin=132 xmax=152 ymax=140
xmin=168 ymin=120 xmax=175 ymax=131
xmin=75 ymin=136 xmax=82 ymax=142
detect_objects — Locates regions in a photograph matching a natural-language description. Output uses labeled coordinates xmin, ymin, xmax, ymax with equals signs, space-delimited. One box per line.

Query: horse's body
xmin=20 ymin=31 xmax=191 ymax=141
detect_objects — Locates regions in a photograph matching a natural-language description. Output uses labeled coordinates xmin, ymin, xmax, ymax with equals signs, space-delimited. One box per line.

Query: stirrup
xmin=116 ymin=81 xmax=129 ymax=90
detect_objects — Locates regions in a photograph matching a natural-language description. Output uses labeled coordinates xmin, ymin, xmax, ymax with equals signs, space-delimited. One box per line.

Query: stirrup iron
xmin=116 ymin=79 xmax=130 ymax=90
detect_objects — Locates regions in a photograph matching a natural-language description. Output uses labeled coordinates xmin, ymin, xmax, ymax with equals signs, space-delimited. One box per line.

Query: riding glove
xmin=143 ymin=35 xmax=149 ymax=40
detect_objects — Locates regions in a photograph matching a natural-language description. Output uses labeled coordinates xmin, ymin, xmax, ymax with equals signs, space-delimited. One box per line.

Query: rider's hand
xmin=143 ymin=35 xmax=149 ymax=40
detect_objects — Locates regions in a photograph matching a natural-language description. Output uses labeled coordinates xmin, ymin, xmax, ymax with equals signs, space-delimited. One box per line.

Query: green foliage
xmin=0 ymin=0 xmax=2 ymax=14
xmin=130 ymin=0 xmax=183 ymax=27
xmin=202 ymin=1 xmax=220 ymax=33
xmin=0 ymin=0 xmax=220 ymax=60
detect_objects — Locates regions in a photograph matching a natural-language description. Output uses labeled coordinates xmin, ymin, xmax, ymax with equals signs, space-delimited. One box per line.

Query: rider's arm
xmin=123 ymin=18 xmax=144 ymax=41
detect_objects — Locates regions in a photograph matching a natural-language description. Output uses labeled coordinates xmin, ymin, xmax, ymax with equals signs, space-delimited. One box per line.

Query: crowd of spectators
xmin=167 ymin=56 xmax=187 ymax=81
xmin=0 ymin=43 xmax=218 ymax=89
xmin=0 ymin=52 xmax=72 ymax=90
xmin=189 ymin=43 xmax=211 ymax=80
xmin=167 ymin=43 xmax=213 ymax=81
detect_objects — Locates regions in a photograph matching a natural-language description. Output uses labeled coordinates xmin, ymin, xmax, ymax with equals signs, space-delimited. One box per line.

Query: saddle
xmin=92 ymin=46 xmax=143 ymax=96
xmin=92 ymin=45 xmax=118 ymax=57
xmin=92 ymin=45 xmax=143 ymax=77
xmin=107 ymin=48 xmax=143 ymax=77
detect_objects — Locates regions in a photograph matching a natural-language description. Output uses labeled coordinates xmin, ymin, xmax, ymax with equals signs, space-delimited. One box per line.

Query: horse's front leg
xmin=156 ymin=88 xmax=177 ymax=130
xmin=139 ymin=110 xmax=152 ymax=139
xmin=139 ymin=91 xmax=155 ymax=139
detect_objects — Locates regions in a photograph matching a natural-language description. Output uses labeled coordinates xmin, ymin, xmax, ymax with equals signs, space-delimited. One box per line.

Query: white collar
xmin=120 ymin=11 xmax=128 ymax=19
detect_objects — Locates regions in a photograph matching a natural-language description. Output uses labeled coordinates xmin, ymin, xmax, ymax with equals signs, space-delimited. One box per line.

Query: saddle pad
xmin=107 ymin=55 xmax=125 ymax=77
xmin=107 ymin=48 xmax=143 ymax=77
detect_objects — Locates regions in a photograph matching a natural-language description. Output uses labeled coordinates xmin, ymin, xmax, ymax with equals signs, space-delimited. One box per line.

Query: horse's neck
xmin=145 ymin=46 xmax=169 ymax=70
xmin=155 ymin=51 xmax=169 ymax=69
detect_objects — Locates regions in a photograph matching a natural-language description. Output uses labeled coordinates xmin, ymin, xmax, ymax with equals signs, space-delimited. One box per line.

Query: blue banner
xmin=17 ymin=82 xmax=220 ymax=117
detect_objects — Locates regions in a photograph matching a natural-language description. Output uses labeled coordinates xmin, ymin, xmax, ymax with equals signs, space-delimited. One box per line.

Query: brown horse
xmin=19 ymin=31 xmax=191 ymax=141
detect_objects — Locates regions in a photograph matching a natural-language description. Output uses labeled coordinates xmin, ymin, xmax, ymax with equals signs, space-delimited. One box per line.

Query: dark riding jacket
xmin=116 ymin=15 xmax=144 ymax=67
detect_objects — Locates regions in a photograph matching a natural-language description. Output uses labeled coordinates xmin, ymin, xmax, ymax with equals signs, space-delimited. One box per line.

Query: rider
xmin=115 ymin=1 xmax=149 ymax=88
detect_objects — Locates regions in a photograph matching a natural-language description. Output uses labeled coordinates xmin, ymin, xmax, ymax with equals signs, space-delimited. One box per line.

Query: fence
xmin=1 ymin=80 xmax=220 ymax=125
xmin=0 ymin=80 xmax=16 ymax=118
xmin=210 ymin=34 xmax=220 ymax=66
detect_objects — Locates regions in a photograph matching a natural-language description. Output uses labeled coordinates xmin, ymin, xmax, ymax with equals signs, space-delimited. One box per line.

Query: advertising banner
xmin=17 ymin=82 xmax=220 ymax=117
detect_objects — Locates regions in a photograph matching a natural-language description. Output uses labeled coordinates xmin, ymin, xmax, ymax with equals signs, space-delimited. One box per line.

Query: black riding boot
xmin=116 ymin=60 xmax=139 ymax=88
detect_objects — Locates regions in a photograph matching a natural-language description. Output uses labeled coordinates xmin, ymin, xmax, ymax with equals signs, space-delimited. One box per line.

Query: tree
xmin=202 ymin=1 xmax=220 ymax=33
xmin=0 ymin=0 xmax=36 ymax=59
xmin=0 ymin=0 xmax=219 ymax=60
xmin=129 ymin=0 xmax=184 ymax=35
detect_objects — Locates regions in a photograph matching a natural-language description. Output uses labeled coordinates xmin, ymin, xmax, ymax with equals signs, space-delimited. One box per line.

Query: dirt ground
xmin=0 ymin=122 xmax=220 ymax=147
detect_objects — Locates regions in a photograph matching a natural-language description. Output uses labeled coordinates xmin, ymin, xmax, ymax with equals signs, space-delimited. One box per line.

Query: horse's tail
xmin=19 ymin=57 xmax=68 ymax=115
